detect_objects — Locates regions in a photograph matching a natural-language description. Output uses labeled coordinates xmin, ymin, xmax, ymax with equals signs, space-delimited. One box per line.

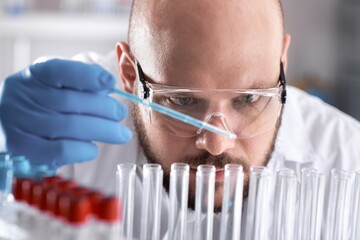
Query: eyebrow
xmin=245 ymin=81 xmax=278 ymax=89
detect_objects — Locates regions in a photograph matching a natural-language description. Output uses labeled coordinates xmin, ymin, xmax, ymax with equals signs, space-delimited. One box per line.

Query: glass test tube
xmin=168 ymin=163 xmax=189 ymax=240
xmin=325 ymin=169 xmax=352 ymax=240
xmin=194 ymin=165 xmax=215 ymax=240
xmin=0 ymin=152 xmax=13 ymax=230
xmin=296 ymin=168 xmax=325 ymax=240
xmin=351 ymin=171 xmax=360 ymax=240
xmin=272 ymin=168 xmax=298 ymax=240
xmin=0 ymin=153 xmax=13 ymax=198
xmin=219 ymin=164 xmax=244 ymax=240
xmin=140 ymin=164 xmax=163 ymax=240
xmin=245 ymin=166 xmax=272 ymax=240
xmin=116 ymin=163 xmax=136 ymax=240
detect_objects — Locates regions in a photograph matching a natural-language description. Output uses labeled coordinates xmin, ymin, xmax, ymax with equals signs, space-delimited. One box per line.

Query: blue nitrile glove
xmin=0 ymin=59 xmax=132 ymax=170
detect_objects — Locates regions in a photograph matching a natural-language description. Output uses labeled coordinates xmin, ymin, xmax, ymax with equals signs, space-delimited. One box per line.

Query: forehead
xmin=133 ymin=0 xmax=283 ymax=89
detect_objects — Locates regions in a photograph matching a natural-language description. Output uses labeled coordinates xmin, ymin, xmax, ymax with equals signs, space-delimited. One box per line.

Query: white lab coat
xmin=2 ymin=51 xmax=360 ymax=239
xmin=54 ymin=52 xmax=360 ymax=239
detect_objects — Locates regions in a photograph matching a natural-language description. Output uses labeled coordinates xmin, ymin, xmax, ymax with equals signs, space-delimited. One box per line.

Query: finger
xmin=29 ymin=59 xmax=116 ymax=92
xmin=7 ymin=103 xmax=133 ymax=144
xmin=4 ymin=72 xmax=128 ymax=121
xmin=6 ymin=128 xmax=99 ymax=169
xmin=27 ymin=86 xmax=129 ymax=121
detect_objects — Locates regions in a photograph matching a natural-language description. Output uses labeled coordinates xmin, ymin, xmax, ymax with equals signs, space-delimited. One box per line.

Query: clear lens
xmin=145 ymin=90 xmax=282 ymax=139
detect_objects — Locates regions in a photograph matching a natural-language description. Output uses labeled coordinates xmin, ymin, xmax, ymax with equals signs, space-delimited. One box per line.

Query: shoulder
xmin=276 ymin=86 xmax=360 ymax=171
xmin=286 ymin=86 xmax=359 ymax=137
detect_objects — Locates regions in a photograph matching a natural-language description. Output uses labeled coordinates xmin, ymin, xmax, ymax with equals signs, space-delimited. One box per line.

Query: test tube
xmin=0 ymin=152 xmax=13 ymax=226
xmin=351 ymin=171 xmax=360 ymax=240
xmin=194 ymin=165 xmax=215 ymax=240
xmin=245 ymin=166 xmax=272 ymax=240
xmin=0 ymin=153 xmax=13 ymax=199
xmin=219 ymin=164 xmax=243 ymax=240
xmin=116 ymin=163 xmax=136 ymax=240
xmin=168 ymin=163 xmax=189 ymax=240
xmin=272 ymin=168 xmax=297 ymax=240
xmin=296 ymin=168 xmax=325 ymax=240
xmin=140 ymin=164 xmax=163 ymax=240
xmin=325 ymin=169 xmax=352 ymax=240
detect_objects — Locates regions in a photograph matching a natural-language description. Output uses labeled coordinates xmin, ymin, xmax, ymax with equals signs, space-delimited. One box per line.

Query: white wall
xmin=282 ymin=0 xmax=339 ymax=83
xmin=0 ymin=13 xmax=130 ymax=82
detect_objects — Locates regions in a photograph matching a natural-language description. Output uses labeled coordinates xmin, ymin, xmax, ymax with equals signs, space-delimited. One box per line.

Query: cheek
xmin=146 ymin=126 xmax=194 ymax=166
xmin=235 ymin=128 xmax=277 ymax=165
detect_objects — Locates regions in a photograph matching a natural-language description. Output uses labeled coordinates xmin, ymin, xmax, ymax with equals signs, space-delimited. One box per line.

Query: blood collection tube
xmin=117 ymin=163 xmax=136 ymax=240
xmin=194 ymin=165 xmax=215 ymax=240
xmin=140 ymin=164 xmax=163 ymax=240
xmin=28 ymin=182 xmax=48 ymax=237
xmin=86 ymin=190 xmax=104 ymax=216
xmin=95 ymin=196 xmax=122 ymax=240
xmin=245 ymin=166 xmax=271 ymax=240
xmin=44 ymin=187 xmax=63 ymax=239
xmin=168 ymin=163 xmax=189 ymax=240
xmin=219 ymin=164 xmax=243 ymax=240
xmin=351 ymin=171 xmax=360 ymax=240
xmin=325 ymin=169 xmax=352 ymax=240
xmin=296 ymin=168 xmax=325 ymax=240
xmin=15 ymin=178 xmax=35 ymax=229
xmin=272 ymin=168 xmax=297 ymax=240
xmin=59 ymin=194 xmax=92 ymax=240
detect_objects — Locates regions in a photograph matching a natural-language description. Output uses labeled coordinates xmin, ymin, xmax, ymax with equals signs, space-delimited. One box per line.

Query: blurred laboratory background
xmin=0 ymin=0 xmax=359 ymax=120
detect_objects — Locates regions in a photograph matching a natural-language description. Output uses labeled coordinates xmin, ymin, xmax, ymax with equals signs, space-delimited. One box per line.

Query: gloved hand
xmin=0 ymin=59 xmax=132 ymax=170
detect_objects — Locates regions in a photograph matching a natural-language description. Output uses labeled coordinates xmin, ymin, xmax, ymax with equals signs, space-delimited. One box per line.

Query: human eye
xmin=153 ymin=93 xmax=198 ymax=107
xmin=235 ymin=94 xmax=260 ymax=104
xmin=167 ymin=96 xmax=197 ymax=106
xmin=232 ymin=94 xmax=261 ymax=110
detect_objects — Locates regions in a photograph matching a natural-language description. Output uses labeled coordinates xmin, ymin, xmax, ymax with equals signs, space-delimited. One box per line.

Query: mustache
xmin=179 ymin=152 xmax=249 ymax=171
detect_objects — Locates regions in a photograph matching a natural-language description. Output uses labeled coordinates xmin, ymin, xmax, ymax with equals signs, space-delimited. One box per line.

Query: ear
xmin=280 ymin=34 xmax=291 ymax=72
xmin=116 ymin=42 xmax=136 ymax=93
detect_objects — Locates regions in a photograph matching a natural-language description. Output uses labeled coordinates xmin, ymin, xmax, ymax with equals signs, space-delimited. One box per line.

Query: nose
xmin=195 ymin=113 xmax=236 ymax=155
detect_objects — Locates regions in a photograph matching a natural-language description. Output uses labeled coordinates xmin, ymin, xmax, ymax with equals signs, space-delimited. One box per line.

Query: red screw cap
xmin=60 ymin=195 xmax=91 ymax=225
xmin=42 ymin=176 xmax=63 ymax=186
xmin=54 ymin=180 xmax=77 ymax=191
xmin=96 ymin=196 xmax=122 ymax=223
xmin=13 ymin=178 xmax=34 ymax=202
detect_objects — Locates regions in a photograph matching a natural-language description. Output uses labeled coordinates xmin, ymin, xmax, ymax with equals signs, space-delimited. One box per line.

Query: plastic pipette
xmin=112 ymin=88 xmax=237 ymax=139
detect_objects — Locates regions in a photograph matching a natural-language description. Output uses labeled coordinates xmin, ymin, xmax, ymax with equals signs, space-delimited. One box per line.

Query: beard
xmin=132 ymin=103 xmax=282 ymax=212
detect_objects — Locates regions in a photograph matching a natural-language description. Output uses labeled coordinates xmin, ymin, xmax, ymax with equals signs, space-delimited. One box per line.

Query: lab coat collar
xmin=271 ymin=86 xmax=317 ymax=165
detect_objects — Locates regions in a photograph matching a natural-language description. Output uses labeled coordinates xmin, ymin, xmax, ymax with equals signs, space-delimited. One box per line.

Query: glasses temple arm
xmin=280 ymin=62 xmax=287 ymax=104
xmin=136 ymin=61 xmax=151 ymax=99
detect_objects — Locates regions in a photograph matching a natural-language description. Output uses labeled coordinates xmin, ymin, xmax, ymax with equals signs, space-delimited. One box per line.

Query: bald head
xmin=129 ymin=0 xmax=284 ymax=54
xmin=127 ymin=0 xmax=286 ymax=89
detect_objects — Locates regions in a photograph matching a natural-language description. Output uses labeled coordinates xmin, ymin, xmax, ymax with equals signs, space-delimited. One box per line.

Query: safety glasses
xmin=134 ymin=61 xmax=286 ymax=139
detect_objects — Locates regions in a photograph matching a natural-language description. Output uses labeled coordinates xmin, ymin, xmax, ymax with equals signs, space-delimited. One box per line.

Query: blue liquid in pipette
xmin=111 ymin=88 xmax=237 ymax=139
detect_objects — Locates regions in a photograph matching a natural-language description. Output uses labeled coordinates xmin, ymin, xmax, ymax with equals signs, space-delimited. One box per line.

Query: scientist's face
xmin=117 ymin=0 xmax=290 ymax=210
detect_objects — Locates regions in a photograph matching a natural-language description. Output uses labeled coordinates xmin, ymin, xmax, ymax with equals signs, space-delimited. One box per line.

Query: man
xmin=0 ymin=0 xmax=359 ymax=238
